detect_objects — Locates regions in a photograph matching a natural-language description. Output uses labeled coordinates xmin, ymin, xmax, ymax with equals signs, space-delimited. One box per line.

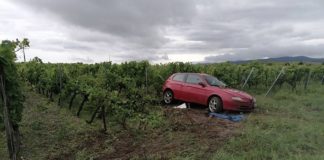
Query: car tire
xmin=163 ymin=90 xmax=174 ymax=104
xmin=208 ymin=96 xmax=223 ymax=113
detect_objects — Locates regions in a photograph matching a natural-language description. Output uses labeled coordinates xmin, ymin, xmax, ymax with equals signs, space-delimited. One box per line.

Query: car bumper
xmin=226 ymin=101 xmax=256 ymax=112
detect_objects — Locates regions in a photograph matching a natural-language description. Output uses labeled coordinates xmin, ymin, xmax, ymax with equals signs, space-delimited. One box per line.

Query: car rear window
xmin=172 ymin=74 xmax=185 ymax=82
xmin=186 ymin=74 xmax=203 ymax=84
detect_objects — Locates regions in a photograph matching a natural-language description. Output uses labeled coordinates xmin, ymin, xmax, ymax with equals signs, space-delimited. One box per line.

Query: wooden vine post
xmin=101 ymin=105 xmax=107 ymax=132
xmin=69 ymin=91 xmax=77 ymax=110
xmin=85 ymin=91 xmax=107 ymax=132
xmin=86 ymin=102 xmax=107 ymax=132
xmin=76 ymin=93 xmax=89 ymax=117
xmin=0 ymin=69 xmax=19 ymax=160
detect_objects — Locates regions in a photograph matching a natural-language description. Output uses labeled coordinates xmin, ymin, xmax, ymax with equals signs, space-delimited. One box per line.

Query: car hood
xmin=221 ymin=88 xmax=253 ymax=100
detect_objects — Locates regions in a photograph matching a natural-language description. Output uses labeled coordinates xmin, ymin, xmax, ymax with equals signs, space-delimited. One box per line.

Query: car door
xmin=183 ymin=74 xmax=207 ymax=104
xmin=170 ymin=73 xmax=187 ymax=100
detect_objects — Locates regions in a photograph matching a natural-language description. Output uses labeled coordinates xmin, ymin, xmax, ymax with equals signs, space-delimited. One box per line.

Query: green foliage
xmin=17 ymin=57 xmax=324 ymax=132
xmin=0 ymin=40 xmax=24 ymax=127
xmin=16 ymin=38 xmax=30 ymax=50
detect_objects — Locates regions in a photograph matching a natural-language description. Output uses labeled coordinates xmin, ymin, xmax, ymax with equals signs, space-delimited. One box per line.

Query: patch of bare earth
xmin=92 ymin=108 xmax=241 ymax=159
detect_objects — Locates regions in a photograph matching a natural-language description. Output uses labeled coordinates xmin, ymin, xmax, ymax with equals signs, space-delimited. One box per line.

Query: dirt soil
xmin=14 ymin=91 xmax=241 ymax=160
xmin=85 ymin=106 xmax=242 ymax=160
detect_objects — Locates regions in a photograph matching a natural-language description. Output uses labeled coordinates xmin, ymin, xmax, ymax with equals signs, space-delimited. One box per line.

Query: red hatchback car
xmin=162 ymin=73 xmax=256 ymax=112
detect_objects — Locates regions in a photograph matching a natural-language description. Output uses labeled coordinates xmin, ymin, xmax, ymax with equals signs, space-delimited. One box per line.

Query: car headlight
xmin=232 ymin=97 xmax=244 ymax=102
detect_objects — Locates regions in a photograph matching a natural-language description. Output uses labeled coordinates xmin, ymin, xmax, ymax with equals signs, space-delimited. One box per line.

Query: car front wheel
xmin=208 ymin=96 xmax=223 ymax=113
xmin=163 ymin=90 xmax=174 ymax=104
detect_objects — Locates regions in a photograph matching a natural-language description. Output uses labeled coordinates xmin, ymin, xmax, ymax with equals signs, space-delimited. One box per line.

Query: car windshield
xmin=203 ymin=75 xmax=227 ymax=87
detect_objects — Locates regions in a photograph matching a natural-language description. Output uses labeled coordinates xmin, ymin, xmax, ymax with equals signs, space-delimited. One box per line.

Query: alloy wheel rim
xmin=164 ymin=91 xmax=172 ymax=103
xmin=209 ymin=98 xmax=218 ymax=112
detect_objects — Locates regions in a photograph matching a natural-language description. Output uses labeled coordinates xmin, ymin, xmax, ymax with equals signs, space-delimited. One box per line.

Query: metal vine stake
xmin=242 ymin=67 xmax=255 ymax=89
xmin=265 ymin=67 xmax=285 ymax=97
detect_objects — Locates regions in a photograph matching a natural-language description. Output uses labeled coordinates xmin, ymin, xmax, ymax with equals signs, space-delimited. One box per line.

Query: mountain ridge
xmin=232 ymin=56 xmax=324 ymax=64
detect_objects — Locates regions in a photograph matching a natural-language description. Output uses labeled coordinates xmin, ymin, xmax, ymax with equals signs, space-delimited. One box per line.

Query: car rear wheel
xmin=163 ymin=90 xmax=174 ymax=104
xmin=208 ymin=96 xmax=222 ymax=113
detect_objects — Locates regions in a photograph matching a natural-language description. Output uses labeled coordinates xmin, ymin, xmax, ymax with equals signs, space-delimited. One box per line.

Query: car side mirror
xmin=198 ymin=82 xmax=206 ymax=87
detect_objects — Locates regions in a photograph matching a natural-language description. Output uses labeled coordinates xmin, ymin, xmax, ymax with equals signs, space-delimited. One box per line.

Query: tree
xmin=15 ymin=38 xmax=30 ymax=62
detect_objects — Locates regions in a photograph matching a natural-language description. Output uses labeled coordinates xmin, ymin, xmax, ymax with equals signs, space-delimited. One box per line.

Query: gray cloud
xmin=69 ymin=57 xmax=95 ymax=64
xmin=5 ymin=0 xmax=324 ymax=63
xmin=113 ymin=52 xmax=169 ymax=62
xmin=14 ymin=0 xmax=196 ymax=49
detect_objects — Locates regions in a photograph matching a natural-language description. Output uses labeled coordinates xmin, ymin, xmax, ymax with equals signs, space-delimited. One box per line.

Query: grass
xmin=9 ymin=90 xmax=101 ymax=160
xmin=213 ymin=83 xmax=324 ymax=160
xmin=1 ymin=84 xmax=324 ymax=159
xmin=0 ymin=132 xmax=8 ymax=160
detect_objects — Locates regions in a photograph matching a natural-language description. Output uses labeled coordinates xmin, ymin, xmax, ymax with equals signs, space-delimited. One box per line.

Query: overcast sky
xmin=1 ymin=0 xmax=324 ymax=63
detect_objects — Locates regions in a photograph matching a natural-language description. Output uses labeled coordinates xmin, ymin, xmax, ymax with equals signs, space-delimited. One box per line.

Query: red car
xmin=162 ymin=73 xmax=256 ymax=112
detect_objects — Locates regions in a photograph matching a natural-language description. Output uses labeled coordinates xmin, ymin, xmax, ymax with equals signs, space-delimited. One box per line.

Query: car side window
xmin=186 ymin=74 xmax=203 ymax=84
xmin=172 ymin=74 xmax=185 ymax=82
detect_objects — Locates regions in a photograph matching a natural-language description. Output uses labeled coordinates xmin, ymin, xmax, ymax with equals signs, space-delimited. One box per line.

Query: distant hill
xmin=232 ymin=56 xmax=324 ymax=64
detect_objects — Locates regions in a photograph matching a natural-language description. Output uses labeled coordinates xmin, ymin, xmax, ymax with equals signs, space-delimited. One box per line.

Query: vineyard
xmin=20 ymin=58 xmax=324 ymax=96
xmin=13 ymin=58 xmax=324 ymax=131
xmin=1 ymin=39 xmax=324 ymax=159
